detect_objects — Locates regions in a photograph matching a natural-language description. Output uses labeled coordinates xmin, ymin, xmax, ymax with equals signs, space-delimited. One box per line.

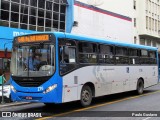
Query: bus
xmin=10 ymin=32 xmax=159 ymax=107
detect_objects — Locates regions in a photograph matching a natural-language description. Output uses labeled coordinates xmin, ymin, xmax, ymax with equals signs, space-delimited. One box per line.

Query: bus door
xmin=59 ymin=39 xmax=78 ymax=102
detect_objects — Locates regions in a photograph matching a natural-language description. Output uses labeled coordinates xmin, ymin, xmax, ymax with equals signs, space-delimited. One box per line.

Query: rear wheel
xmin=136 ymin=79 xmax=144 ymax=95
xmin=80 ymin=85 xmax=92 ymax=107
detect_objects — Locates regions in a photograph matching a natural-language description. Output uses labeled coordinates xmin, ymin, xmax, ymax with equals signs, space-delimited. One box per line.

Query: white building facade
xmin=134 ymin=0 xmax=160 ymax=51
xmin=71 ymin=0 xmax=134 ymax=43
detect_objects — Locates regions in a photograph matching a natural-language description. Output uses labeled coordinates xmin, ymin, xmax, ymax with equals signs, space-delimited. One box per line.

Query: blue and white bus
xmin=10 ymin=32 xmax=159 ymax=106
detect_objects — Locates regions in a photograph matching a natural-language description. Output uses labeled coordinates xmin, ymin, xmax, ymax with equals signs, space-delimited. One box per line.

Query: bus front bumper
xmin=11 ymin=90 xmax=61 ymax=103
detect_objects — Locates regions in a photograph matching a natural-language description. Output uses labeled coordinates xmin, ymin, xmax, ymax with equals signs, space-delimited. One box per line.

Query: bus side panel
xmin=62 ymin=70 xmax=78 ymax=103
xmin=129 ymin=66 xmax=158 ymax=90
xmin=62 ymin=66 xmax=100 ymax=103
xmin=62 ymin=65 xmax=158 ymax=103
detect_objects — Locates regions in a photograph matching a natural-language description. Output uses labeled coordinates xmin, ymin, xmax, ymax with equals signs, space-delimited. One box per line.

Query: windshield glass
xmin=10 ymin=44 xmax=55 ymax=77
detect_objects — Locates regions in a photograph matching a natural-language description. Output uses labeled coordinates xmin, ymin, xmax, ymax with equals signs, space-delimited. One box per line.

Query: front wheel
xmin=80 ymin=85 xmax=92 ymax=107
xmin=136 ymin=79 xmax=144 ymax=95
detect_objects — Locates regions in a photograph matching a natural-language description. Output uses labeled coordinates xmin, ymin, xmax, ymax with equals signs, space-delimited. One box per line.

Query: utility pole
xmin=1 ymin=74 xmax=5 ymax=104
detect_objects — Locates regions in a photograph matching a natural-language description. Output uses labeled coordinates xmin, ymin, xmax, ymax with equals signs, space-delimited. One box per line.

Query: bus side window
xmin=149 ymin=51 xmax=157 ymax=64
xmin=115 ymin=47 xmax=128 ymax=64
xmin=129 ymin=48 xmax=139 ymax=64
xmin=59 ymin=39 xmax=77 ymax=75
xmin=140 ymin=50 xmax=148 ymax=64
xmin=99 ymin=44 xmax=114 ymax=64
xmin=78 ymin=42 xmax=97 ymax=64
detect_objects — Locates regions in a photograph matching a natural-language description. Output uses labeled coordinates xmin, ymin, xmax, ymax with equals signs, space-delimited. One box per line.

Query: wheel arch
xmin=138 ymin=77 xmax=144 ymax=85
xmin=83 ymin=82 xmax=95 ymax=97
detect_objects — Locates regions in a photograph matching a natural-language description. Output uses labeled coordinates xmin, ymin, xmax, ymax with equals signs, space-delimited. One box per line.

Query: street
xmin=0 ymin=84 xmax=160 ymax=120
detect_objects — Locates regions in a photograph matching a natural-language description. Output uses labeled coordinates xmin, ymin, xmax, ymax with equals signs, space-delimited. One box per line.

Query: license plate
xmin=26 ymin=96 xmax=32 ymax=100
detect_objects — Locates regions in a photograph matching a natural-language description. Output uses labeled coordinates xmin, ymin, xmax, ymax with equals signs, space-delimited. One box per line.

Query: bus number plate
xmin=26 ymin=96 xmax=32 ymax=100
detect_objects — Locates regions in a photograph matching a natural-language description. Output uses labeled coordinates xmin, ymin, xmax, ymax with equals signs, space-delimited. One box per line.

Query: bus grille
xmin=12 ymin=76 xmax=51 ymax=87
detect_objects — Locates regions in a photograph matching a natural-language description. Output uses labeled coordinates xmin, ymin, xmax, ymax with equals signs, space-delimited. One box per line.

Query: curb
xmin=0 ymin=102 xmax=30 ymax=108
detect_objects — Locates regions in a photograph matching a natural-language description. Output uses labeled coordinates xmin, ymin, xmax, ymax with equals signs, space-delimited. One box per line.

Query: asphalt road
xmin=0 ymin=84 xmax=160 ymax=120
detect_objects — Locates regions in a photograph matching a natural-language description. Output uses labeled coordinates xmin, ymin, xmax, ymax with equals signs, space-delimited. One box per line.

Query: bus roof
xmin=53 ymin=32 xmax=158 ymax=51
xmin=15 ymin=32 xmax=158 ymax=51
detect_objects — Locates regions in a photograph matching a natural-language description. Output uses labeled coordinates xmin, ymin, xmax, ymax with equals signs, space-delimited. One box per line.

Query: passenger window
xmin=129 ymin=48 xmax=139 ymax=64
xmin=141 ymin=50 xmax=148 ymax=57
xmin=115 ymin=47 xmax=128 ymax=64
xmin=78 ymin=42 xmax=97 ymax=64
xmin=99 ymin=45 xmax=114 ymax=64
xmin=149 ymin=51 xmax=157 ymax=64
xmin=140 ymin=50 xmax=149 ymax=64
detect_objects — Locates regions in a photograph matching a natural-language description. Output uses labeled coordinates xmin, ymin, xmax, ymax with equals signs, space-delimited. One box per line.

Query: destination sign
xmin=17 ymin=34 xmax=49 ymax=43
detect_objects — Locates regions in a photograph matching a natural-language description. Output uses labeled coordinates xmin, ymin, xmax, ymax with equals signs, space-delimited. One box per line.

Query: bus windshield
xmin=10 ymin=44 xmax=55 ymax=77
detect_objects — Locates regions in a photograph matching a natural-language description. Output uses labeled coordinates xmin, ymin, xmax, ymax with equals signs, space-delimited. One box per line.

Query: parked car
xmin=0 ymin=80 xmax=11 ymax=102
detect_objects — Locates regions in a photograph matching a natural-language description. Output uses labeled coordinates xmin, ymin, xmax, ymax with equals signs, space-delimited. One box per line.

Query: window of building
xmin=152 ymin=41 xmax=157 ymax=47
xmin=0 ymin=0 xmax=67 ymax=31
xmin=134 ymin=0 xmax=136 ymax=9
xmin=152 ymin=18 xmax=154 ymax=31
xmin=149 ymin=17 xmax=151 ymax=30
xmin=146 ymin=0 xmax=148 ymax=11
xmin=134 ymin=18 xmax=136 ymax=27
xmin=140 ymin=39 xmax=145 ymax=45
xmin=146 ymin=16 xmax=148 ymax=29
xmin=134 ymin=36 xmax=137 ymax=44
xmin=158 ymin=21 xmax=160 ymax=35
xmin=147 ymin=39 xmax=151 ymax=46
xmin=155 ymin=20 xmax=157 ymax=31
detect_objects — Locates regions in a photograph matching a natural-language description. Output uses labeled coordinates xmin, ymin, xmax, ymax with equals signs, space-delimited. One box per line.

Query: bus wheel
xmin=80 ymin=85 xmax=92 ymax=107
xmin=136 ymin=79 xmax=144 ymax=95
xmin=44 ymin=103 xmax=56 ymax=107
xmin=9 ymin=94 xmax=12 ymax=103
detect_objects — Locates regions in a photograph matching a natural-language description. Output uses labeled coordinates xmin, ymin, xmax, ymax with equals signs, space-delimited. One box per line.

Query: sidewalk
xmin=0 ymin=102 xmax=30 ymax=108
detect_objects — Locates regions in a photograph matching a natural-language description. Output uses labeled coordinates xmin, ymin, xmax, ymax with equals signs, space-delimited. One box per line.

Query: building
xmin=134 ymin=0 xmax=160 ymax=51
xmin=72 ymin=0 xmax=134 ymax=43
xmin=0 ymin=0 xmax=134 ymax=74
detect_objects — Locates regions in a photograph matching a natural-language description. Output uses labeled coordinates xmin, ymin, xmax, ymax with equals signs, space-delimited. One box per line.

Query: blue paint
xmin=10 ymin=35 xmax=63 ymax=103
xmin=66 ymin=0 xmax=74 ymax=33
xmin=10 ymin=31 xmax=159 ymax=104
xmin=0 ymin=26 xmax=35 ymax=50
xmin=0 ymin=39 xmax=12 ymax=50
xmin=0 ymin=26 xmax=34 ymax=40
xmin=54 ymin=32 xmax=158 ymax=51
xmin=11 ymin=71 xmax=63 ymax=103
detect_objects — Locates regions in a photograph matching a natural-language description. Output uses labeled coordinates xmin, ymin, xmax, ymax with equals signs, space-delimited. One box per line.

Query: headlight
xmin=43 ymin=84 xmax=57 ymax=94
xmin=11 ymin=85 xmax=16 ymax=93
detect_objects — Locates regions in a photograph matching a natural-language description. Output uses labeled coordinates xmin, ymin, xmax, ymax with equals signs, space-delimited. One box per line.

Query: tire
xmin=9 ymin=94 xmax=12 ymax=102
xmin=44 ymin=103 xmax=56 ymax=107
xmin=136 ymin=79 xmax=144 ymax=95
xmin=80 ymin=85 xmax=92 ymax=107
